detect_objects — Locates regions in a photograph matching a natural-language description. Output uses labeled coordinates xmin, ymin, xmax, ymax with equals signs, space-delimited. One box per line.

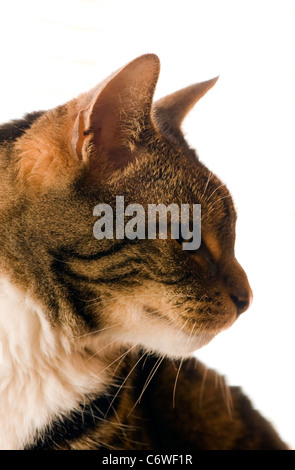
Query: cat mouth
xmin=173 ymin=304 xmax=239 ymax=351
xmin=148 ymin=305 xmax=238 ymax=357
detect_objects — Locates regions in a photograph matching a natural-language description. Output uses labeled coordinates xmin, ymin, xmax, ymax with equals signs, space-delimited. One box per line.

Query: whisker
xmin=105 ymin=350 xmax=148 ymax=418
xmin=201 ymin=171 xmax=213 ymax=199
xmin=73 ymin=322 xmax=121 ymax=339
xmin=98 ymin=344 xmax=137 ymax=378
xmin=205 ymin=182 xmax=226 ymax=203
xmin=111 ymin=345 xmax=137 ymax=378
xmin=176 ymin=318 xmax=189 ymax=337
xmin=84 ymin=333 xmax=128 ymax=363
xmin=183 ymin=322 xmax=196 ymax=353
xmin=218 ymin=373 xmax=233 ymax=420
xmin=225 ymin=380 xmax=234 ymax=421
xmin=207 ymin=194 xmax=232 ymax=211
xmin=128 ymin=355 xmax=165 ymax=416
xmin=172 ymin=357 xmax=184 ymax=408
xmin=199 ymin=365 xmax=208 ymax=408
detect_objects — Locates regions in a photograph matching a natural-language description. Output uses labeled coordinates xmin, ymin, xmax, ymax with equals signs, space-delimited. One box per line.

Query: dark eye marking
xmin=175 ymin=235 xmax=218 ymax=278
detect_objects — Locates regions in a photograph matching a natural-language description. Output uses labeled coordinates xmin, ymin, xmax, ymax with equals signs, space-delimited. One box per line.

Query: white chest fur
xmin=0 ymin=278 xmax=107 ymax=450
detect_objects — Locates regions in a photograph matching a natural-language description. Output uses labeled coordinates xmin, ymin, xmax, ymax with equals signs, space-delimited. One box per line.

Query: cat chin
xmin=107 ymin=324 xmax=217 ymax=360
xmin=135 ymin=316 xmax=238 ymax=358
xmin=154 ymin=333 xmax=216 ymax=359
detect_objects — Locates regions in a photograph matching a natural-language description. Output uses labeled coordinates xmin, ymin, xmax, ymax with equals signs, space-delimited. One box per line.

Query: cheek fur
xmin=95 ymin=283 xmax=234 ymax=358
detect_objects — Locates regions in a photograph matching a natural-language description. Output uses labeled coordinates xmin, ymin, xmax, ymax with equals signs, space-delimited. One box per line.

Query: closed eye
xmin=191 ymin=242 xmax=217 ymax=277
xmin=175 ymin=235 xmax=217 ymax=277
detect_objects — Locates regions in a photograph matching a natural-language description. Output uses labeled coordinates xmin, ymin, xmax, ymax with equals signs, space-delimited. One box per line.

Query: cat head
xmin=0 ymin=54 xmax=252 ymax=358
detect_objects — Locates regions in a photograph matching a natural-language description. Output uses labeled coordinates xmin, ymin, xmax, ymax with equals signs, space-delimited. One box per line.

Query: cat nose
xmin=230 ymin=288 xmax=253 ymax=316
xmin=224 ymin=258 xmax=253 ymax=316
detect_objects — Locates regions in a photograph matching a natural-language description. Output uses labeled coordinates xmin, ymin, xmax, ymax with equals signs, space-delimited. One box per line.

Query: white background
xmin=0 ymin=0 xmax=294 ymax=449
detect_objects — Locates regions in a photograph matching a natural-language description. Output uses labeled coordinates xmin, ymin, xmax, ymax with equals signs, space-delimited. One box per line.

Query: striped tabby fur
xmin=0 ymin=55 xmax=287 ymax=450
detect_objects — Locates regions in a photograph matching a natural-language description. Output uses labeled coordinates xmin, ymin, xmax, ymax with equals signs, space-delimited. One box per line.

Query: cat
xmin=0 ymin=54 xmax=287 ymax=450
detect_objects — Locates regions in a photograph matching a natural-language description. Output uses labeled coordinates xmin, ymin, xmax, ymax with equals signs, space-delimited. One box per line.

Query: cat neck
xmin=0 ymin=276 xmax=117 ymax=450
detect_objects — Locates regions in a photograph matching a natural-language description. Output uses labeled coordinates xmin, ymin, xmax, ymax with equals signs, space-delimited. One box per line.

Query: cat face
xmin=0 ymin=54 xmax=252 ymax=358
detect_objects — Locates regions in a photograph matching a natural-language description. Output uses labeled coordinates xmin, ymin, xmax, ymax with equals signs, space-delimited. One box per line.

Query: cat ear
xmin=72 ymin=54 xmax=160 ymax=174
xmin=154 ymin=77 xmax=219 ymax=133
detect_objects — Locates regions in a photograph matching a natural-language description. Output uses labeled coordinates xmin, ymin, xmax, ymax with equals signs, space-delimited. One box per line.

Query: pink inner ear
xmin=71 ymin=54 xmax=160 ymax=173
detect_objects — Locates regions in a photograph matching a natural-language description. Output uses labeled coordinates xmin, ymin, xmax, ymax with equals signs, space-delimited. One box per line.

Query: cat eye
xmin=175 ymin=235 xmax=217 ymax=278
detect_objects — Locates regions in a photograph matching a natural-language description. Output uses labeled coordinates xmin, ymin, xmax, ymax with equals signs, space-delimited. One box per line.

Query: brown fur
xmin=36 ymin=353 xmax=286 ymax=450
xmin=0 ymin=54 xmax=287 ymax=450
